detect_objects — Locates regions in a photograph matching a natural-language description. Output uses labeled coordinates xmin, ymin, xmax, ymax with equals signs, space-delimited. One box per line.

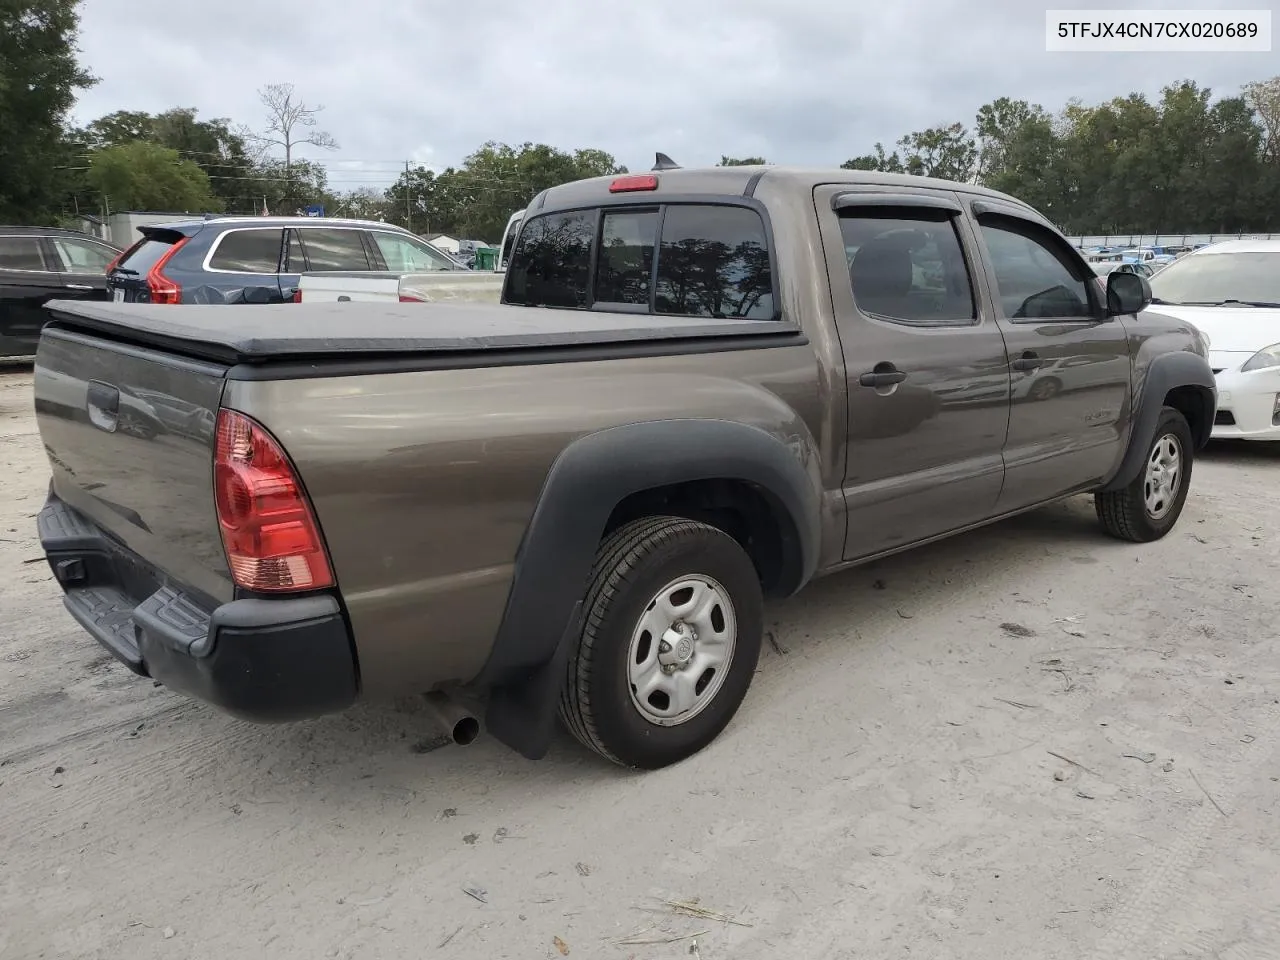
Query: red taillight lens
xmin=213 ymin=409 xmax=334 ymax=593
xmin=146 ymin=237 xmax=188 ymax=304
xmin=398 ymin=294 xmax=425 ymax=302
xmin=609 ymin=174 xmax=659 ymax=193
xmin=292 ymin=289 xmax=302 ymax=303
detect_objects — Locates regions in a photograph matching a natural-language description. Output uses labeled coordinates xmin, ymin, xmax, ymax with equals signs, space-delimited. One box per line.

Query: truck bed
xmin=43 ymin=300 xmax=804 ymax=366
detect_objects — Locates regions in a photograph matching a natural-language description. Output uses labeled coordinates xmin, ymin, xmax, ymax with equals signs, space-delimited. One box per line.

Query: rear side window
xmin=298 ymin=228 xmax=372 ymax=271
xmin=0 ymin=236 xmax=49 ymax=271
xmin=371 ymin=232 xmax=457 ymax=272
xmin=504 ymin=203 xmax=775 ymax=319
xmin=504 ymin=210 xmax=595 ymax=308
xmin=840 ymin=211 xmax=976 ymax=325
xmin=52 ymin=237 xmax=117 ymax=274
xmin=208 ymin=229 xmax=284 ymax=273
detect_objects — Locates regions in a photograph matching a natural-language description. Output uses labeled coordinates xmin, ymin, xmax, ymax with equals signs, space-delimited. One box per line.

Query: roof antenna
xmin=652 ymin=152 xmax=681 ymax=171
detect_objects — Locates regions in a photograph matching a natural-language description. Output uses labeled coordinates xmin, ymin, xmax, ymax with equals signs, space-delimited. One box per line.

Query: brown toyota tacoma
xmin=33 ymin=163 xmax=1216 ymax=769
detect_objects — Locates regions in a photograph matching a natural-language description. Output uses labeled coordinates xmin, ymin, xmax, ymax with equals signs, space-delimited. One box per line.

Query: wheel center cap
xmin=659 ymin=624 xmax=696 ymax=667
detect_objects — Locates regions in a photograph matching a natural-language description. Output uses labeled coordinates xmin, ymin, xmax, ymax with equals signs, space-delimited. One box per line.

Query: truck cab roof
xmin=532 ymin=165 xmax=1042 ymax=217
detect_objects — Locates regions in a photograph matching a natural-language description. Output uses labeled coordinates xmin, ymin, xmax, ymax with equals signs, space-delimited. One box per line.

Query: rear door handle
xmin=1011 ymin=351 xmax=1042 ymax=372
xmin=859 ymin=363 xmax=908 ymax=388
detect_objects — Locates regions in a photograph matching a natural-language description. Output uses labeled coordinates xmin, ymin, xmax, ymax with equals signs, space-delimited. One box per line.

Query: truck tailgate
xmin=34 ymin=325 xmax=234 ymax=611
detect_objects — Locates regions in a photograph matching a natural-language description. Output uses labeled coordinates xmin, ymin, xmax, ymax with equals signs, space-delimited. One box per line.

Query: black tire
xmin=1095 ymin=406 xmax=1194 ymax=542
xmin=558 ymin=516 xmax=764 ymax=769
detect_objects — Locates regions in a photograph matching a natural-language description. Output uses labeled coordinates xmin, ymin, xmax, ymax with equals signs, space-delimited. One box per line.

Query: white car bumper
xmin=1212 ymin=366 xmax=1280 ymax=441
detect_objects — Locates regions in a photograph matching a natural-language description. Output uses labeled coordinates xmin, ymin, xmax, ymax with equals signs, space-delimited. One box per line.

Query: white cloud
xmin=71 ymin=0 xmax=1273 ymax=195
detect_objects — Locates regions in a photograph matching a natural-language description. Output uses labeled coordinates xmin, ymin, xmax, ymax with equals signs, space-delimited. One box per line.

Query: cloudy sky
xmin=70 ymin=0 xmax=1272 ymax=190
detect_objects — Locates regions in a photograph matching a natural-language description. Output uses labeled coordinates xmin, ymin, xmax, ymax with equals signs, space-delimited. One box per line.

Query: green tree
xmin=385 ymin=141 xmax=625 ymax=241
xmin=841 ymin=143 xmax=904 ymax=173
xmin=896 ymin=123 xmax=978 ymax=181
xmin=718 ymin=156 xmax=768 ymax=166
xmin=0 ymin=0 xmax=95 ymax=222
xmin=78 ymin=107 xmax=262 ymax=210
xmin=86 ymin=142 xmax=222 ymax=213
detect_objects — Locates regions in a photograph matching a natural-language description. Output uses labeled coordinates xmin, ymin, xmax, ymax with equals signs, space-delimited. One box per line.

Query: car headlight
xmin=1242 ymin=342 xmax=1280 ymax=372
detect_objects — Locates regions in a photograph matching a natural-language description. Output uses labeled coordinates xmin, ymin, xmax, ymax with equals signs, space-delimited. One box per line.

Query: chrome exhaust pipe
xmin=423 ymin=691 xmax=481 ymax=746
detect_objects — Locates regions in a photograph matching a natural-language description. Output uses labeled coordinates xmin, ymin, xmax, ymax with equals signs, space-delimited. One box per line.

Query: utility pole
xmin=405 ymin=161 xmax=412 ymax=233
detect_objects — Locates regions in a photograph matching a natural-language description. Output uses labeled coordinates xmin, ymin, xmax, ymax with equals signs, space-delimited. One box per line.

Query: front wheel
xmin=558 ymin=516 xmax=764 ymax=769
xmin=1095 ymin=406 xmax=1194 ymax=542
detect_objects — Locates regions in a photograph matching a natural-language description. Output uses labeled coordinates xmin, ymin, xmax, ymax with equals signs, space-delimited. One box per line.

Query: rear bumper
xmin=38 ymin=494 xmax=358 ymax=722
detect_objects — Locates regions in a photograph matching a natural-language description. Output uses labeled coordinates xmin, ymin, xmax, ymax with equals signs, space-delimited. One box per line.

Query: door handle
xmin=859 ymin=363 xmax=908 ymax=388
xmin=65 ymin=283 xmax=95 ymax=291
xmin=1011 ymin=351 xmax=1042 ymax=372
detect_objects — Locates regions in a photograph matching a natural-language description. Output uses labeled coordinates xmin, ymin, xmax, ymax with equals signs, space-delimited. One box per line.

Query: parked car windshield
xmin=1149 ymin=251 xmax=1280 ymax=307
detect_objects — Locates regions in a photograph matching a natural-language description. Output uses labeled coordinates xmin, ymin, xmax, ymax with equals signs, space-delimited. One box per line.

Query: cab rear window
xmin=503 ymin=202 xmax=775 ymax=320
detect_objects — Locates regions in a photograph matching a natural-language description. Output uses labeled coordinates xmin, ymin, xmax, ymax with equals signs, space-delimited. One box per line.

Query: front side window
xmin=979 ymin=219 xmax=1093 ymax=320
xmin=52 ymin=237 xmax=117 ymax=274
xmin=0 ymin=237 xmax=49 ymax=272
xmin=840 ymin=211 xmax=975 ymax=325
xmin=298 ymin=228 xmax=372 ymax=271
xmin=372 ymin=232 xmax=457 ymax=273
xmin=209 ymin=229 xmax=284 ymax=273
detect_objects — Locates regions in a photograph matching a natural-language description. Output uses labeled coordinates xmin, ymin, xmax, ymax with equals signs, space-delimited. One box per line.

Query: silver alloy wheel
xmin=1143 ymin=432 xmax=1182 ymax=520
xmin=627 ymin=574 xmax=737 ymax=727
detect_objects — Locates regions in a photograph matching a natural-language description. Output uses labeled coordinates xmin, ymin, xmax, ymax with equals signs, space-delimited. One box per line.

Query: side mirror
xmin=1106 ymin=271 xmax=1151 ymax=316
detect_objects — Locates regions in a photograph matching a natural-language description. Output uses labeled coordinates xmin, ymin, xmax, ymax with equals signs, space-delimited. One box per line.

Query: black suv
xmin=106 ymin=216 xmax=467 ymax=306
xmin=1 ymin=226 xmax=121 ymax=360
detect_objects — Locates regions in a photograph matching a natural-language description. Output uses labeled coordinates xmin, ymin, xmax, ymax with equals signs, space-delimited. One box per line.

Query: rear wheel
xmin=558 ymin=516 xmax=763 ymax=769
xmin=1095 ymin=406 xmax=1193 ymax=542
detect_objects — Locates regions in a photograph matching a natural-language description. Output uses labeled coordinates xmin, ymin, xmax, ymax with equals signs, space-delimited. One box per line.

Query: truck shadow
xmin=1201 ymin=439 xmax=1280 ymax=463
xmin=143 ymin=493 xmax=1142 ymax=805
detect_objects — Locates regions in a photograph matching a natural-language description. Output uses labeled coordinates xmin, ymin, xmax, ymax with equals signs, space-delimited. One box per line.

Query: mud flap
xmin=483 ymin=601 xmax=583 ymax=760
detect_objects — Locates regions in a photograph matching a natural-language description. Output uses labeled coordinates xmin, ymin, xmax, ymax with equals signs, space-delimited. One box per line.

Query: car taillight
xmin=213 ymin=408 xmax=334 ymax=593
xmin=146 ymin=237 xmax=188 ymax=304
xmin=292 ymin=289 xmax=302 ymax=303
xmin=398 ymin=294 xmax=425 ymax=302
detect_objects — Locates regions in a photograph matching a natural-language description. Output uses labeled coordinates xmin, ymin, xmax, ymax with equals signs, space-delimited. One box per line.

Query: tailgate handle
xmin=86 ymin=380 xmax=120 ymax=433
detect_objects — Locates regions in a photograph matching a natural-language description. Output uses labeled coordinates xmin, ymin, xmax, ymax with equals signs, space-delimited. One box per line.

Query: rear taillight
xmin=398 ymin=294 xmax=425 ymax=302
xmin=213 ymin=409 xmax=334 ymax=593
xmin=146 ymin=237 xmax=188 ymax=304
xmin=291 ymin=289 xmax=302 ymax=303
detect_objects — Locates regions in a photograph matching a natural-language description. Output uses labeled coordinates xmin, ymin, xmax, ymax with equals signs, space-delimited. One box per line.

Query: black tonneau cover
xmin=43 ymin=300 xmax=802 ymax=365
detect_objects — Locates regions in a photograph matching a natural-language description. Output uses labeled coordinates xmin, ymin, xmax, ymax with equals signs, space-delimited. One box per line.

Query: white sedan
xmin=1146 ymin=239 xmax=1280 ymax=441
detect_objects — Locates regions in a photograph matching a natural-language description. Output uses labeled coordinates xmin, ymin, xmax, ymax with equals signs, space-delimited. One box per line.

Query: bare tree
xmin=1243 ymin=76 xmax=1280 ymax=163
xmin=250 ymin=82 xmax=338 ymax=177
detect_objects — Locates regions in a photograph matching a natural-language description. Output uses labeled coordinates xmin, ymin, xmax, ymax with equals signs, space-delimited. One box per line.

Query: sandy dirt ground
xmin=2 ymin=365 xmax=1279 ymax=960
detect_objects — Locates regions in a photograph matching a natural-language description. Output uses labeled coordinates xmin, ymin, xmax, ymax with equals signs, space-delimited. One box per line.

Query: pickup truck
xmin=297 ymin=270 xmax=504 ymax=303
xmin=32 ymin=164 xmax=1216 ymax=770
